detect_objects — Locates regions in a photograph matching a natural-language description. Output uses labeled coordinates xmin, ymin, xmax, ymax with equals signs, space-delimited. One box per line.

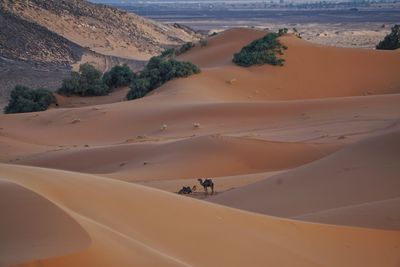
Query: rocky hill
xmin=0 ymin=10 xmax=82 ymax=66
xmin=1 ymin=0 xmax=200 ymax=60
xmin=0 ymin=0 xmax=200 ymax=109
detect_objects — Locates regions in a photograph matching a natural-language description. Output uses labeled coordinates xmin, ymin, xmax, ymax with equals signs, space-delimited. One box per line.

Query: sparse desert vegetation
xmin=58 ymin=63 xmax=109 ymax=96
xmin=376 ymin=24 xmax=400 ymax=50
xmin=102 ymin=64 xmax=136 ymax=89
xmin=127 ymin=56 xmax=200 ymax=100
xmin=233 ymin=29 xmax=288 ymax=67
xmin=160 ymin=41 xmax=198 ymax=59
xmin=4 ymin=85 xmax=57 ymax=114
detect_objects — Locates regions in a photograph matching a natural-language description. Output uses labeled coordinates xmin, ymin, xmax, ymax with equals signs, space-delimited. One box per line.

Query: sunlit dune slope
xmin=1 ymin=164 xmax=400 ymax=267
xmin=210 ymin=131 xmax=400 ymax=229
xmin=16 ymin=135 xmax=338 ymax=180
xmin=1 ymin=93 xmax=400 ymax=181
xmin=171 ymin=28 xmax=400 ymax=101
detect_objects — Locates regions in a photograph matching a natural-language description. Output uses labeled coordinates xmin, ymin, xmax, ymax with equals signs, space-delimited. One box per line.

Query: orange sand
xmin=1 ymin=28 xmax=400 ymax=266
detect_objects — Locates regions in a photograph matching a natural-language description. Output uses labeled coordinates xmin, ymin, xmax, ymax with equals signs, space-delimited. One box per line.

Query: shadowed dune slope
xmin=0 ymin=180 xmax=91 ymax=267
xmin=1 ymin=164 xmax=400 ymax=267
xmin=210 ymin=131 xmax=400 ymax=229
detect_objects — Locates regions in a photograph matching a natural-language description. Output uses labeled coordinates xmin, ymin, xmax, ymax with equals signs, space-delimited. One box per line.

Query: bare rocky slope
xmin=1 ymin=0 xmax=200 ymax=60
xmin=0 ymin=0 xmax=200 ymax=109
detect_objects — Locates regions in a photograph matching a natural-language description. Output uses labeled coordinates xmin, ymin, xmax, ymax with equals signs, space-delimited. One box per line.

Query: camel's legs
xmin=211 ymin=184 xmax=214 ymax=194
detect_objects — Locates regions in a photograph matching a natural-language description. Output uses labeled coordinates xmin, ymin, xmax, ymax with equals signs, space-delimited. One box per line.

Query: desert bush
xmin=4 ymin=85 xmax=56 ymax=114
xmin=232 ymin=29 xmax=288 ymax=67
xmin=102 ymin=64 xmax=136 ymax=88
xmin=161 ymin=48 xmax=176 ymax=58
xmin=161 ymin=42 xmax=196 ymax=59
xmin=200 ymin=38 xmax=208 ymax=47
xmin=278 ymin=28 xmax=289 ymax=35
xmin=58 ymin=63 xmax=109 ymax=96
xmin=376 ymin=24 xmax=400 ymax=50
xmin=126 ymin=56 xmax=200 ymax=100
xmin=177 ymin=42 xmax=195 ymax=55
xmin=126 ymin=78 xmax=150 ymax=100
xmin=209 ymin=31 xmax=218 ymax=37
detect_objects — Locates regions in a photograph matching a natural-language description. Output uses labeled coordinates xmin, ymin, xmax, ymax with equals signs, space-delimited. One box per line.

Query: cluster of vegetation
xmin=199 ymin=38 xmax=208 ymax=47
xmin=5 ymin=51 xmax=200 ymax=113
xmin=58 ymin=63 xmax=109 ymax=96
xmin=161 ymin=42 xmax=196 ymax=59
xmin=102 ymin=64 xmax=136 ymax=88
xmin=292 ymin=27 xmax=302 ymax=39
xmin=376 ymin=24 xmax=400 ymax=50
xmin=4 ymin=85 xmax=57 ymax=114
xmin=127 ymin=56 xmax=200 ymax=100
xmin=58 ymin=63 xmax=135 ymax=96
xmin=232 ymin=29 xmax=288 ymax=67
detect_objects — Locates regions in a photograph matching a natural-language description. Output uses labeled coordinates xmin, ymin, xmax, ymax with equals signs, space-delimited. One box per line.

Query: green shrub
xmin=102 ymin=64 xmax=136 ymax=88
xmin=177 ymin=42 xmax=195 ymax=55
xmin=209 ymin=32 xmax=218 ymax=37
xmin=160 ymin=42 xmax=195 ymax=59
xmin=126 ymin=78 xmax=150 ymax=100
xmin=376 ymin=24 xmax=400 ymax=50
xmin=200 ymin=39 xmax=208 ymax=47
xmin=232 ymin=30 xmax=288 ymax=67
xmin=4 ymin=85 xmax=56 ymax=114
xmin=126 ymin=56 xmax=200 ymax=100
xmin=161 ymin=48 xmax=176 ymax=59
xmin=58 ymin=63 xmax=109 ymax=96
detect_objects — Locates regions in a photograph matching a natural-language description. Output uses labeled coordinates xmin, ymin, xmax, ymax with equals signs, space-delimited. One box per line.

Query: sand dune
xmin=54 ymin=87 xmax=129 ymax=109
xmin=211 ymin=131 xmax=400 ymax=229
xmin=174 ymin=28 xmax=400 ymax=101
xmin=0 ymin=180 xmax=90 ymax=267
xmin=16 ymin=135 xmax=338 ymax=181
xmin=1 ymin=28 xmax=400 ymax=266
xmin=1 ymin=164 xmax=400 ymax=267
xmin=1 ymin=93 xmax=399 ymax=162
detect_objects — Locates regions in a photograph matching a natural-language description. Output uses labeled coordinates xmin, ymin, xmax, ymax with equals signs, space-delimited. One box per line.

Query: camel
xmin=178 ymin=185 xmax=196 ymax=195
xmin=198 ymin=178 xmax=214 ymax=194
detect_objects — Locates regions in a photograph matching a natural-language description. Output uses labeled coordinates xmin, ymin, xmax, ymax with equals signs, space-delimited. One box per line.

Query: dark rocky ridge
xmin=0 ymin=10 xmax=83 ymax=66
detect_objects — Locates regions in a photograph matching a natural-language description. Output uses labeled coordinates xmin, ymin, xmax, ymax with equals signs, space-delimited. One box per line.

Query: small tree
xmin=126 ymin=56 xmax=200 ymax=101
xmin=58 ymin=63 xmax=109 ymax=96
xmin=200 ymin=38 xmax=208 ymax=47
xmin=376 ymin=24 xmax=400 ymax=50
xmin=4 ymin=85 xmax=56 ymax=114
xmin=160 ymin=48 xmax=176 ymax=59
xmin=102 ymin=64 xmax=136 ymax=88
xmin=176 ymin=42 xmax=195 ymax=55
xmin=126 ymin=78 xmax=150 ymax=100
xmin=233 ymin=30 xmax=288 ymax=67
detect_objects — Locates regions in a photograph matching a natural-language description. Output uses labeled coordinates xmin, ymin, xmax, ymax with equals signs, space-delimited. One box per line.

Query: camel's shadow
xmin=176 ymin=191 xmax=219 ymax=200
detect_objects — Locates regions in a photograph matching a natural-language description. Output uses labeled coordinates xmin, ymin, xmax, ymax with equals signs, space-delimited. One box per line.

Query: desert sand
xmin=1 ymin=28 xmax=400 ymax=266
xmin=1 ymin=164 xmax=400 ymax=267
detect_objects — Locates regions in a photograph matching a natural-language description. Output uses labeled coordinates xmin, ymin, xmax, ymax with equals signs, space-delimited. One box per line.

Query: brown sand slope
xmin=15 ymin=135 xmax=338 ymax=180
xmin=0 ymin=180 xmax=90 ymax=267
xmin=54 ymin=87 xmax=129 ymax=109
xmin=172 ymin=28 xmax=400 ymax=101
xmin=210 ymin=131 xmax=400 ymax=229
xmin=1 ymin=164 xmax=400 ymax=267
xmin=1 ymin=93 xmax=399 ymax=160
xmin=0 ymin=28 xmax=400 ymax=236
